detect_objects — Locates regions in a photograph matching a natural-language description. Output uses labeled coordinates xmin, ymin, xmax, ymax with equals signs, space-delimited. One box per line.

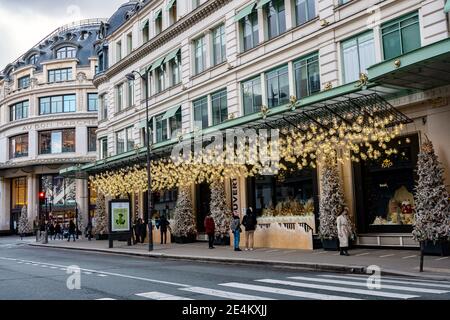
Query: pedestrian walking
xmin=204 ymin=213 xmax=215 ymax=249
xmin=140 ymin=219 xmax=147 ymax=244
xmin=337 ymin=207 xmax=352 ymax=256
xmin=48 ymin=221 xmax=55 ymax=240
xmin=242 ymin=207 xmax=257 ymax=251
xmin=85 ymin=221 xmax=93 ymax=241
xmin=134 ymin=219 xmax=142 ymax=244
xmin=53 ymin=222 xmax=61 ymax=240
xmin=159 ymin=215 xmax=170 ymax=245
xmin=68 ymin=220 xmax=76 ymax=242
xmin=230 ymin=214 xmax=242 ymax=252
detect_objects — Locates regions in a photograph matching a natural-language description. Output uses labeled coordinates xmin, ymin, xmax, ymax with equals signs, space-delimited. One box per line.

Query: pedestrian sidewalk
xmin=29 ymin=238 xmax=450 ymax=281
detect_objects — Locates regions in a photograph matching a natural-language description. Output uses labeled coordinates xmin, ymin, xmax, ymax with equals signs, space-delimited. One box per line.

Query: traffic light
xmin=39 ymin=192 xmax=46 ymax=206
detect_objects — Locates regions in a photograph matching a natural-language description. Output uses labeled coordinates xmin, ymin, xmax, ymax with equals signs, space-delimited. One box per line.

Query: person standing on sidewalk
xmin=337 ymin=207 xmax=352 ymax=256
xmin=85 ymin=221 xmax=93 ymax=241
xmin=54 ymin=222 xmax=61 ymax=240
xmin=204 ymin=213 xmax=215 ymax=249
xmin=230 ymin=215 xmax=242 ymax=252
xmin=159 ymin=215 xmax=170 ymax=245
xmin=68 ymin=220 xmax=76 ymax=242
xmin=242 ymin=207 xmax=257 ymax=251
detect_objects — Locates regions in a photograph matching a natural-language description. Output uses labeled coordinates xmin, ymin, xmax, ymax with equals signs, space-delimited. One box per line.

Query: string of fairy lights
xmin=89 ymin=111 xmax=409 ymax=197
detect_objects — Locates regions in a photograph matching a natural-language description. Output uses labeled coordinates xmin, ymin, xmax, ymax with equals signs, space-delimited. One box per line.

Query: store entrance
xmin=196 ymin=183 xmax=211 ymax=233
xmin=353 ymin=134 xmax=419 ymax=234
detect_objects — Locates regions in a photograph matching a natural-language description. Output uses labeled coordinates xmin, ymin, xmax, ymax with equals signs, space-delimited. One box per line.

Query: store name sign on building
xmin=22 ymin=119 xmax=97 ymax=131
xmin=231 ymin=178 xmax=240 ymax=218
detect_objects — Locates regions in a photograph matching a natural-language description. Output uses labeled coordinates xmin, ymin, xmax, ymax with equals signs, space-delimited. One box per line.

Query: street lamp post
xmin=126 ymin=69 xmax=153 ymax=251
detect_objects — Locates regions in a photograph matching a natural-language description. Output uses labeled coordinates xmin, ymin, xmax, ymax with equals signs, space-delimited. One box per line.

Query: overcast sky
xmin=0 ymin=0 xmax=125 ymax=69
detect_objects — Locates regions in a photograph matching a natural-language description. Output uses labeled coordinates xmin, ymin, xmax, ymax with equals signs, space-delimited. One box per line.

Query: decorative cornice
xmin=0 ymin=157 xmax=96 ymax=170
xmin=93 ymin=0 xmax=233 ymax=87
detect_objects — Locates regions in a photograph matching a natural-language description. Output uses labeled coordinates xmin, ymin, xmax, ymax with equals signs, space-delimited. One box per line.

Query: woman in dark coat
xmin=204 ymin=213 xmax=215 ymax=249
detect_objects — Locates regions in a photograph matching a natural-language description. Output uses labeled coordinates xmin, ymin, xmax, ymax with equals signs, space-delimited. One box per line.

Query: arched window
xmin=29 ymin=54 xmax=38 ymax=65
xmin=56 ymin=47 xmax=77 ymax=59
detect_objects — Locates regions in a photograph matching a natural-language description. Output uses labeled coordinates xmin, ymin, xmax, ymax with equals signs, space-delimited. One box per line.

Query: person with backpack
xmin=204 ymin=213 xmax=215 ymax=249
xmin=230 ymin=214 xmax=242 ymax=252
xmin=242 ymin=207 xmax=257 ymax=251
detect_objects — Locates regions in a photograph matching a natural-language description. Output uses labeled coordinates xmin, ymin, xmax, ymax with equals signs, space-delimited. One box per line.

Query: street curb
xmin=29 ymin=243 xmax=450 ymax=281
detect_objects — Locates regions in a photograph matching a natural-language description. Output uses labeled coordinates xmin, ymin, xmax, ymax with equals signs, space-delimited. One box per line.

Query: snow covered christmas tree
xmin=94 ymin=192 xmax=108 ymax=235
xmin=18 ymin=205 xmax=31 ymax=237
xmin=319 ymin=157 xmax=347 ymax=240
xmin=413 ymin=138 xmax=450 ymax=242
xmin=210 ymin=180 xmax=231 ymax=242
xmin=172 ymin=185 xmax=197 ymax=240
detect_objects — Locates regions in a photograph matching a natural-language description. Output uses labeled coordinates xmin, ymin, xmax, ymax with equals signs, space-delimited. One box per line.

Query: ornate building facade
xmin=65 ymin=0 xmax=450 ymax=248
xmin=0 ymin=19 xmax=104 ymax=234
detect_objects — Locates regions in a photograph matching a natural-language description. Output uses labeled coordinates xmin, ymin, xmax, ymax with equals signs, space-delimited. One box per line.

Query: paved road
xmin=0 ymin=237 xmax=449 ymax=300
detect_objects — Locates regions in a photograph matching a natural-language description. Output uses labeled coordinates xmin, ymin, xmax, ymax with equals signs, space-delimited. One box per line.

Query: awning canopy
xmin=165 ymin=48 xmax=180 ymax=63
xmin=234 ymin=2 xmax=257 ymax=22
xmin=162 ymin=106 xmax=181 ymax=120
xmin=445 ymin=0 xmax=450 ymax=13
xmin=149 ymin=56 xmax=165 ymax=71
xmin=256 ymin=0 xmax=271 ymax=9
xmin=368 ymin=37 xmax=450 ymax=91
xmin=140 ymin=18 xmax=149 ymax=30
xmin=154 ymin=9 xmax=162 ymax=20
xmin=166 ymin=0 xmax=176 ymax=11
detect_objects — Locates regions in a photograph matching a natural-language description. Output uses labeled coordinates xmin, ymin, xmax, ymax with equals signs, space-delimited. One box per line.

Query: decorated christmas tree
xmin=172 ymin=185 xmax=197 ymax=240
xmin=210 ymin=180 xmax=231 ymax=242
xmin=319 ymin=157 xmax=347 ymax=240
xmin=94 ymin=192 xmax=108 ymax=235
xmin=18 ymin=205 xmax=31 ymax=237
xmin=76 ymin=205 xmax=84 ymax=237
xmin=413 ymin=138 xmax=450 ymax=242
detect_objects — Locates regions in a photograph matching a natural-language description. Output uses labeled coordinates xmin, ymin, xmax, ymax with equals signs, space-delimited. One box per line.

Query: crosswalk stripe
xmin=84 ymin=272 xmax=92 ymax=275
xmin=180 ymin=287 xmax=275 ymax=300
xmin=136 ymin=292 xmax=193 ymax=300
xmin=289 ymin=276 xmax=449 ymax=294
xmin=96 ymin=298 xmax=116 ymax=300
xmin=256 ymin=279 xmax=417 ymax=299
xmin=320 ymin=275 xmax=450 ymax=289
xmin=435 ymin=257 xmax=448 ymax=261
xmin=355 ymin=252 xmax=370 ymax=256
xmin=97 ymin=274 xmax=108 ymax=277
xmin=324 ymin=274 xmax=449 ymax=285
xmin=379 ymin=254 xmax=395 ymax=258
xmin=220 ymin=283 xmax=360 ymax=300
xmin=402 ymin=255 xmax=417 ymax=259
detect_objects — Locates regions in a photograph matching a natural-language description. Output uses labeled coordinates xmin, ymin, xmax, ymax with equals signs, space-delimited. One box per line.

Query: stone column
xmin=27 ymin=175 xmax=39 ymax=222
xmin=76 ymin=179 xmax=89 ymax=229
xmin=0 ymin=179 xmax=11 ymax=231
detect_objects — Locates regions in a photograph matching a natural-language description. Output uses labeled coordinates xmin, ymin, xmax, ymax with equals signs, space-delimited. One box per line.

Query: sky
xmin=0 ymin=0 xmax=125 ymax=69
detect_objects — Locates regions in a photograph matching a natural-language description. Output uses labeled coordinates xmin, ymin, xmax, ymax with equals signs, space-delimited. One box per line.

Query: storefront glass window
xmin=153 ymin=188 xmax=178 ymax=220
xmin=39 ymin=129 xmax=75 ymax=154
xmin=9 ymin=134 xmax=29 ymax=159
xmin=40 ymin=175 xmax=76 ymax=207
xmin=11 ymin=177 xmax=27 ymax=210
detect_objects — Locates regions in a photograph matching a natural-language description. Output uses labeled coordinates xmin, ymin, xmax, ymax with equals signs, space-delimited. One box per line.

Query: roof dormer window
xmin=29 ymin=54 xmax=38 ymax=65
xmin=56 ymin=46 xmax=77 ymax=59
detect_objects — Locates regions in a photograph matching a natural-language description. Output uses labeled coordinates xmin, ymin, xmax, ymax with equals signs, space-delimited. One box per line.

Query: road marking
xmin=136 ymin=292 xmax=193 ymax=300
xmin=97 ymin=274 xmax=108 ymax=277
xmin=379 ymin=254 xmax=395 ymax=258
xmin=312 ymin=251 xmax=328 ymax=255
xmin=96 ymin=298 xmax=116 ymax=300
xmin=180 ymin=287 xmax=274 ymax=300
xmin=256 ymin=279 xmax=417 ymax=299
xmin=220 ymin=283 xmax=360 ymax=300
xmin=355 ymin=253 xmax=370 ymax=257
xmin=435 ymin=257 xmax=449 ymax=261
xmin=332 ymin=253 xmax=340 ymax=256
xmin=50 ymin=267 xmax=57 ymax=269
xmin=40 ymin=265 xmax=48 ymax=268
xmin=321 ymin=275 xmax=450 ymax=289
xmin=289 ymin=276 xmax=449 ymax=294
xmin=60 ymin=268 xmax=67 ymax=271
xmin=402 ymin=255 xmax=417 ymax=259
xmin=83 ymin=272 xmax=92 ymax=275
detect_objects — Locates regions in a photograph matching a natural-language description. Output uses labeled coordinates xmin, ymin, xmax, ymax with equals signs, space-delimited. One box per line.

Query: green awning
xmin=165 ymin=48 xmax=180 ymax=63
xmin=256 ymin=0 xmax=271 ymax=9
xmin=140 ymin=64 xmax=152 ymax=75
xmin=149 ymin=56 xmax=165 ymax=72
xmin=136 ymin=117 xmax=153 ymax=129
xmin=162 ymin=106 xmax=181 ymax=120
xmin=166 ymin=0 xmax=176 ymax=11
xmin=234 ymin=2 xmax=257 ymax=22
xmin=154 ymin=9 xmax=162 ymax=20
xmin=445 ymin=0 xmax=450 ymax=13
xmin=140 ymin=18 xmax=149 ymax=30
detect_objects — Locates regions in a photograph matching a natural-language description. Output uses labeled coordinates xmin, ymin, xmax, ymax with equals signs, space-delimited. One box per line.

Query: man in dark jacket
xmin=204 ymin=213 xmax=215 ymax=249
xmin=159 ymin=215 xmax=170 ymax=245
xmin=68 ymin=220 xmax=76 ymax=242
xmin=242 ymin=207 xmax=257 ymax=251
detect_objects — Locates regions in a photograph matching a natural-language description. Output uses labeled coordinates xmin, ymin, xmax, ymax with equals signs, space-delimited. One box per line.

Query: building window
xmin=56 ymin=47 xmax=76 ymax=59
xmin=295 ymin=0 xmax=316 ymax=26
xmin=99 ymin=94 xmax=107 ymax=120
xmin=39 ymin=129 xmax=76 ymax=154
xmin=193 ymin=96 xmax=209 ymax=129
xmin=117 ymin=83 xmax=124 ymax=112
xmin=170 ymin=51 xmax=181 ymax=86
xmin=294 ymin=53 xmax=320 ymax=99
xmin=127 ymin=80 xmax=134 ymax=107
xmin=29 ymin=54 xmax=38 ymax=65
xmin=127 ymin=33 xmax=133 ymax=55
xmin=18 ymin=76 xmax=30 ymax=89
xmin=155 ymin=10 xmax=163 ymax=35
xmin=155 ymin=114 xmax=168 ymax=142
xmin=242 ymin=76 xmax=262 ymax=115
xmin=11 ymin=177 xmax=27 ymax=210
xmin=116 ymin=127 xmax=134 ymax=154
xmin=169 ymin=108 xmax=182 ymax=138
xmin=116 ymin=40 xmax=122 ymax=62
xmin=194 ymin=36 xmax=207 ymax=74
xmin=211 ymin=89 xmax=228 ymax=125
xmin=382 ymin=12 xmax=420 ymax=60
xmin=100 ymin=138 xmax=108 ymax=159
xmin=39 ymin=95 xmax=76 ymax=115
xmin=338 ymin=0 xmax=352 ymax=5
xmin=9 ymin=134 xmax=29 ymax=159
xmin=87 ymin=93 xmax=98 ymax=112
xmin=266 ymin=65 xmax=289 ymax=108
xmin=241 ymin=10 xmax=259 ymax=52
xmin=265 ymin=0 xmax=286 ymax=40
xmin=155 ymin=66 xmax=165 ymax=93
xmin=192 ymin=0 xmax=201 ymax=9
xmin=342 ymin=32 xmax=376 ymax=84
xmin=48 ymin=68 xmax=72 ymax=83
xmin=169 ymin=0 xmax=177 ymax=25
xmin=40 ymin=175 xmax=76 ymax=207
xmin=142 ymin=20 xmax=150 ymax=43
xmin=88 ymin=128 xmax=97 ymax=152
xmin=212 ymin=24 xmax=226 ymax=66
xmin=10 ymin=101 xmax=29 ymax=121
